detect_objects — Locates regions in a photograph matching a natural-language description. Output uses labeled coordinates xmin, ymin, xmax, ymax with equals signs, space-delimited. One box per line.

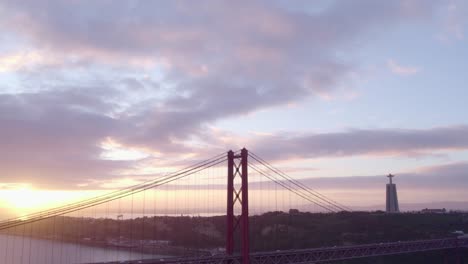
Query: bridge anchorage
xmin=0 ymin=148 xmax=466 ymax=264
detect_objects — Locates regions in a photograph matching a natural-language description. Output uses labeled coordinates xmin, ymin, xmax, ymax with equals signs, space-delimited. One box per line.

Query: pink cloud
xmin=0 ymin=0 xmax=448 ymax=191
xmin=249 ymin=126 xmax=468 ymax=161
xmin=387 ymin=59 xmax=421 ymax=75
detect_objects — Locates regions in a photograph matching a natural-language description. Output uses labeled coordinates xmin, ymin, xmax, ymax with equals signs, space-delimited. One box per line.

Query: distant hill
xmin=351 ymin=201 xmax=468 ymax=211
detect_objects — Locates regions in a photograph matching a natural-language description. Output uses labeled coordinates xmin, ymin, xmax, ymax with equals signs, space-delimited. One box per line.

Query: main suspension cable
xmin=249 ymin=152 xmax=351 ymax=212
xmin=0 ymin=153 xmax=230 ymax=231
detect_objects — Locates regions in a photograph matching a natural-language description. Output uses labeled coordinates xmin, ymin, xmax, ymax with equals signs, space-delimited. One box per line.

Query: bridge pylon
xmin=226 ymin=148 xmax=250 ymax=264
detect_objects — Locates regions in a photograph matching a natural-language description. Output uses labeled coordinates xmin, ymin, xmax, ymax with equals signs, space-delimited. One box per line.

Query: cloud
xmin=416 ymin=160 xmax=468 ymax=176
xmin=0 ymin=0 xmax=436 ymax=99
xmin=0 ymin=0 xmax=445 ymax=189
xmin=247 ymin=161 xmax=468 ymax=209
xmin=0 ymin=88 xmax=225 ymax=189
xmin=293 ymin=161 xmax=468 ymax=190
xmin=250 ymin=126 xmax=468 ymax=160
xmin=437 ymin=0 xmax=468 ymax=41
xmin=0 ymin=51 xmax=54 ymax=72
xmin=387 ymin=59 xmax=421 ymax=75
xmin=0 ymin=91 xmax=132 ymax=188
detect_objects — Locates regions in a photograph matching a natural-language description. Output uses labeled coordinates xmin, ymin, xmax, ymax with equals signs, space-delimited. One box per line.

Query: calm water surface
xmin=0 ymin=234 xmax=168 ymax=264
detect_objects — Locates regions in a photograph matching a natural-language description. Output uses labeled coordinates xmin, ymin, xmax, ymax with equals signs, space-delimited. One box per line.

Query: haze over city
xmin=1 ymin=0 xmax=468 ymax=216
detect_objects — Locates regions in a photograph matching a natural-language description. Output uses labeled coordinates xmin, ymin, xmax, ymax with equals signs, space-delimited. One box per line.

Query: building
xmin=421 ymin=208 xmax=446 ymax=214
xmin=386 ymin=174 xmax=400 ymax=213
xmin=289 ymin=209 xmax=300 ymax=215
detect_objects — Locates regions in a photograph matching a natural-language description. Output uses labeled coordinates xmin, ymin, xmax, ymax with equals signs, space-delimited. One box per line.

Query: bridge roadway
xmin=101 ymin=237 xmax=468 ymax=264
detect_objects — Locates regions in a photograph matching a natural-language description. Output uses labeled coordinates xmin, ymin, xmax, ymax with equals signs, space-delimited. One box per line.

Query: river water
xmin=0 ymin=234 xmax=168 ymax=264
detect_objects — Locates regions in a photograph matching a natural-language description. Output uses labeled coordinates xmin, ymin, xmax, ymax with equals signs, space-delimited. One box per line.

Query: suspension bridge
xmin=0 ymin=148 xmax=466 ymax=263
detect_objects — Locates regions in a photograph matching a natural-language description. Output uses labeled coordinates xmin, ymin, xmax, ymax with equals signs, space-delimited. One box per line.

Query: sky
xmin=0 ymin=0 xmax=468 ymax=214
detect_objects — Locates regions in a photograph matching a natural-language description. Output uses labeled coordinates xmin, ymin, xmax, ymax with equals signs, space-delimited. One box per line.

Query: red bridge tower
xmin=226 ymin=148 xmax=250 ymax=264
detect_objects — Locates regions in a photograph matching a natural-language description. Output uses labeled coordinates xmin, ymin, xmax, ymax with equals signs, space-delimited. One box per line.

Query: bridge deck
xmin=100 ymin=237 xmax=467 ymax=264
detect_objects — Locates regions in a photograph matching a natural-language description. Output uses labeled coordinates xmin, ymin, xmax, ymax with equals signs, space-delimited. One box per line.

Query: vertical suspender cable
xmin=60 ymin=216 xmax=64 ymax=263
xmin=153 ymin=187 xmax=157 ymax=256
xmin=21 ymin=222 xmax=25 ymax=264
xmin=5 ymin=226 xmax=9 ymax=263
xmin=130 ymin=192 xmax=134 ymax=260
xmin=28 ymin=220 xmax=32 ymax=264
xmin=52 ymin=216 xmax=56 ymax=264
xmin=141 ymin=189 xmax=146 ymax=260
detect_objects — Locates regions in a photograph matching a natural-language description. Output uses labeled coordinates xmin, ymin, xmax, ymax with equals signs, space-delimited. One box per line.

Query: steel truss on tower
xmin=226 ymin=148 xmax=250 ymax=264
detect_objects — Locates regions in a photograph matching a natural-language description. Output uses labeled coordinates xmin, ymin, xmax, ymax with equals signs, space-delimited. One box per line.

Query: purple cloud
xmin=250 ymin=126 xmax=468 ymax=160
xmin=0 ymin=0 xmax=452 ymax=190
xmin=0 ymin=91 xmax=129 ymax=188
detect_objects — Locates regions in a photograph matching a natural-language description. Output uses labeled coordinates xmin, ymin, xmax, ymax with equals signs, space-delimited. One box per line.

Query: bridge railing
xmin=132 ymin=237 xmax=468 ymax=264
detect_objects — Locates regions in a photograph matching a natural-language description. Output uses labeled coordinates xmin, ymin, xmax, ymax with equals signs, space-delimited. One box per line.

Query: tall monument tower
xmin=386 ymin=174 xmax=400 ymax=213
